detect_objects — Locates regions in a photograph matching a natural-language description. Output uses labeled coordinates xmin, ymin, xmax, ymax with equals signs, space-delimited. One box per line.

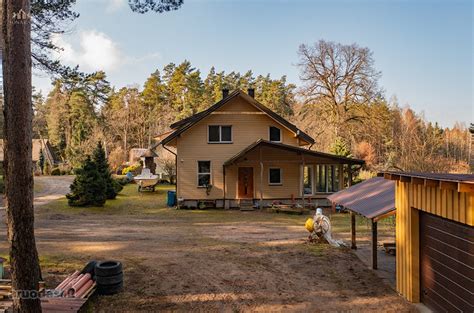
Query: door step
xmin=239 ymin=199 xmax=255 ymax=211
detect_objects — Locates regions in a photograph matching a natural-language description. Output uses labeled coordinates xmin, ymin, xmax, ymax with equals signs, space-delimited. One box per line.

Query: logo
xmin=12 ymin=9 xmax=31 ymax=24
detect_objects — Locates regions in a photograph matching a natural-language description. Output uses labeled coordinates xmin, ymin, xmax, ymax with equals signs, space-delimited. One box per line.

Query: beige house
xmin=157 ymin=89 xmax=363 ymax=208
xmin=0 ymin=139 xmax=58 ymax=172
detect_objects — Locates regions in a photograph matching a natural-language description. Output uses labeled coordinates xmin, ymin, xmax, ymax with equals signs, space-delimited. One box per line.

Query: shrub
xmin=121 ymin=164 xmax=141 ymax=175
xmin=51 ymin=167 xmax=61 ymax=176
xmin=93 ymin=142 xmax=120 ymax=200
xmin=116 ymin=177 xmax=130 ymax=186
xmin=112 ymin=179 xmax=124 ymax=194
xmin=66 ymin=156 xmax=106 ymax=207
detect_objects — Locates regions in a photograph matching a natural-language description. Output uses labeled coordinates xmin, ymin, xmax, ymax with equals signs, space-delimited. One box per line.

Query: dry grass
xmin=0 ymin=183 xmax=411 ymax=312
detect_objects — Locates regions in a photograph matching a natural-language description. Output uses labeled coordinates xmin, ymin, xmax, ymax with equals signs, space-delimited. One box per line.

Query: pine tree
xmin=330 ymin=137 xmax=352 ymax=157
xmin=66 ymin=156 xmax=107 ymax=206
xmin=93 ymin=141 xmax=122 ymax=199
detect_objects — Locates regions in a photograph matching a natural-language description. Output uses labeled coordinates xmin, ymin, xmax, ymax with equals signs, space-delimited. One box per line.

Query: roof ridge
xmin=161 ymin=90 xmax=315 ymax=146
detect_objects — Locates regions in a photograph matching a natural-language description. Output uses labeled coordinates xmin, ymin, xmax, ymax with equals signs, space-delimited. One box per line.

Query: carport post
xmin=351 ymin=211 xmax=357 ymax=249
xmin=371 ymin=218 xmax=377 ymax=269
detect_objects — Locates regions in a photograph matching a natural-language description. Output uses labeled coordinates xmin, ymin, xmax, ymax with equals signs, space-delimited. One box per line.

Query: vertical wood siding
xmin=396 ymin=181 xmax=474 ymax=302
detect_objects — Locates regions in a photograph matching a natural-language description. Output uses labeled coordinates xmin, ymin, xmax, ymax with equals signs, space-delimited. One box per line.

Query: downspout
xmin=222 ymin=165 xmax=226 ymax=209
xmin=259 ymin=146 xmax=263 ymax=209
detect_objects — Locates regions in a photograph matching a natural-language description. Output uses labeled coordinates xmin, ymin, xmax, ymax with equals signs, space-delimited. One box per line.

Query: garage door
xmin=420 ymin=212 xmax=474 ymax=312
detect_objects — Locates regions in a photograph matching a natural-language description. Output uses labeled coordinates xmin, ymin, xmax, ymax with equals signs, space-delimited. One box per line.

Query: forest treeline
xmin=9 ymin=42 xmax=472 ymax=174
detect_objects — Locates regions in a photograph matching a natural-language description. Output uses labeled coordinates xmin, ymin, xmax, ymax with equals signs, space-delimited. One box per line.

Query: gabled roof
xmin=327 ymin=177 xmax=395 ymax=219
xmin=140 ymin=149 xmax=158 ymax=158
xmin=223 ymin=139 xmax=365 ymax=166
xmin=161 ymin=90 xmax=315 ymax=146
xmin=0 ymin=139 xmax=59 ymax=164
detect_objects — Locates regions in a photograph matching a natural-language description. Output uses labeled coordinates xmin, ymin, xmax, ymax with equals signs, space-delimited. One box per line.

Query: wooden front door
xmin=238 ymin=167 xmax=254 ymax=199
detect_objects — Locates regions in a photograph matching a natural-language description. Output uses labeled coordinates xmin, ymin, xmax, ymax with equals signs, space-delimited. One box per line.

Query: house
xmin=0 ymin=139 xmax=58 ymax=173
xmin=382 ymin=172 xmax=473 ymax=312
xmin=156 ymin=89 xmax=364 ymax=209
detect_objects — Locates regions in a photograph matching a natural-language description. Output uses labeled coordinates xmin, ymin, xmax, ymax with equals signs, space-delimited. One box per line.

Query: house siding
xmin=395 ymin=180 xmax=474 ymax=303
xmin=175 ymin=96 xmax=300 ymax=201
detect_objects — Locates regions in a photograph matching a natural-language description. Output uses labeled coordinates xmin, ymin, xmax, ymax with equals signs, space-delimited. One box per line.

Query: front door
xmin=238 ymin=167 xmax=254 ymax=199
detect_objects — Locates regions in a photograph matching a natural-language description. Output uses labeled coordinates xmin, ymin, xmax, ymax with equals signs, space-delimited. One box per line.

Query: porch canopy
xmin=223 ymin=139 xmax=364 ymax=205
xmin=327 ymin=177 xmax=395 ymax=270
xmin=224 ymin=139 xmax=365 ymax=167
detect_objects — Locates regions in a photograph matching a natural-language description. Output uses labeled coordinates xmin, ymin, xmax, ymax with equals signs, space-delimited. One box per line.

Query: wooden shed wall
xmin=395 ymin=181 xmax=474 ymax=302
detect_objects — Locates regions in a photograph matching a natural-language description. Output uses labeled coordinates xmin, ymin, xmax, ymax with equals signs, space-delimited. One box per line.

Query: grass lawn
xmin=44 ymin=184 xmax=176 ymax=215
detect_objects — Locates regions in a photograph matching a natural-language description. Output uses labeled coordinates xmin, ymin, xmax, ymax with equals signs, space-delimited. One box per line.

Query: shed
xmin=327 ymin=176 xmax=395 ymax=270
xmin=382 ymin=171 xmax=474 ymax=312
xmin=140 ymin=149 xmax=158 ymax=174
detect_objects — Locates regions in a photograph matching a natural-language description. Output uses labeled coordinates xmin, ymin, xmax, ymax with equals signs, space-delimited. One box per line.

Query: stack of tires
xmin=95 ymin=261 xmax=123 ymax=295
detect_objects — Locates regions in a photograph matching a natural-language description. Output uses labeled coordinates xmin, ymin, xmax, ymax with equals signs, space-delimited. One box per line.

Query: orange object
xmin=75 ymin=279 xmax=93 ymax=298
xmin=69 ymin=273 xmax=91 ymax=295
xmin=63 ymin=274 xmax=83 ymax=294
xmin=56 ymin=271 xmax=79 ymax=290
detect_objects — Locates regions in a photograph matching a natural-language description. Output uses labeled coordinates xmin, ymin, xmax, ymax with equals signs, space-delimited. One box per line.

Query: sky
xmin=33 ymin=0 xmax=473 ymax=127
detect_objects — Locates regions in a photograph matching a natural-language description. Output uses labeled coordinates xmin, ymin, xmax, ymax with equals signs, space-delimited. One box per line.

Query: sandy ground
xmin=0 ymin=182 xmax=414 ymax=312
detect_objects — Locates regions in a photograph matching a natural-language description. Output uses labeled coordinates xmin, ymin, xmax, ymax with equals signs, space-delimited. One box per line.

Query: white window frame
xmin=197 ymin=160 xmax=211 ymax=188
xmin=302 ymin=164 xmax=314 ymax=196
xmin=207 ymin=125 xmax=233 ymax=144
xmin=269 ymin=126 xmax=282 ymax=143
xmin=268 ymin=167 xmax=283 ymax=185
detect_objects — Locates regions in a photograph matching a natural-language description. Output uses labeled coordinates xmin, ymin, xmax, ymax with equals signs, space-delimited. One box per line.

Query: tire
xmin=97 ymin=281 xmax=123 ymax=296
xmin=80 ymin=260 xmax=97 ymax=276
xmin=96 ymin=272 xmax=123 ymax=286
xmin=95 ymin=261 xmax=122 ymax=277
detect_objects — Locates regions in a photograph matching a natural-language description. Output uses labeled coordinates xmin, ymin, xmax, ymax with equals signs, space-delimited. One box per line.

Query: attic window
xmin=269 ymin=126 xmax=281 ymax=142
xmin=208 ymin=125 xmax=232 ymax=143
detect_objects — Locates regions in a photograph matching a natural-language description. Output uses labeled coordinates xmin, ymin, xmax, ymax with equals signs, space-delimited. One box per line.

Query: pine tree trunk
xmin=2 ymin=0 xmax=42 ymax=312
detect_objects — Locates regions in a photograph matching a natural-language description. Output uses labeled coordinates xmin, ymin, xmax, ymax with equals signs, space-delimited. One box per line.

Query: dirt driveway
xmin=34 ymin=176 xmax=74 ymax=206
xmin=0 ymin=175 xmax=73 ymax=208
xmin=0 ymin=186 xmax=414 ymax=312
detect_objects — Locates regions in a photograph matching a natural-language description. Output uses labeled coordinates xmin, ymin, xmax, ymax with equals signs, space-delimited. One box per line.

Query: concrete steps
xmin=239 ymin=199 xmax=255 ymax=211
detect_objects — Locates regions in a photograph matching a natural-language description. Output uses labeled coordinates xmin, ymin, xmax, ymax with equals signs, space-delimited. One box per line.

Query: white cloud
xmin=106 ymin=0 xmax=126 ymax=13
xmin=80 ymin=31 xmax=121 ymax=71
xmin=52 ymin=30 xmax=122 ymax=72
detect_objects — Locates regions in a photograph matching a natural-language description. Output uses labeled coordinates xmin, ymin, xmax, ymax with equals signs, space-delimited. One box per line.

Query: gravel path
xmin=33 ymin=176 xmax=73 ymax=207
xmin=0 ymin=175 xmax=73 ymax=209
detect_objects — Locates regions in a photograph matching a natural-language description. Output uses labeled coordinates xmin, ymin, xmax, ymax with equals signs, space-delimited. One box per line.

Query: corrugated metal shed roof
xmin=327 ymin=177 xmax=395 ymax=219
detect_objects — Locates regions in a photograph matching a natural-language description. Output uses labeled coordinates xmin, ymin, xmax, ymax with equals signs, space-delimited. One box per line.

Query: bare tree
xmin=2 ymin=0 xmax=42 ymax=311
xmin=297 ymin=40 xmax=382 ymax=136
xmin=158 ymin=156 xmax=176 ymax=184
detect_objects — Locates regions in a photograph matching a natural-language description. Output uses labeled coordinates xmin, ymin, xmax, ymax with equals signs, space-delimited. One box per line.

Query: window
xmin=269 ymin=168 xmax=282 ymax=185
xmin=197 ymin=161 xmax=211 ymax=187
xmin=303 ymin=165 xmax=313 ymax=195
xmin=269 ymin=126 xmax=281 ymax=142
xmin=328 ymin=165 xmax=335 ymax=192
xmin=208 ymin=125 xmax=232 ymax=143
xmin=316 ymin=165 xmax=327 ymax=192
xmin=315 ymin=165 xmax=341 ymax=192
